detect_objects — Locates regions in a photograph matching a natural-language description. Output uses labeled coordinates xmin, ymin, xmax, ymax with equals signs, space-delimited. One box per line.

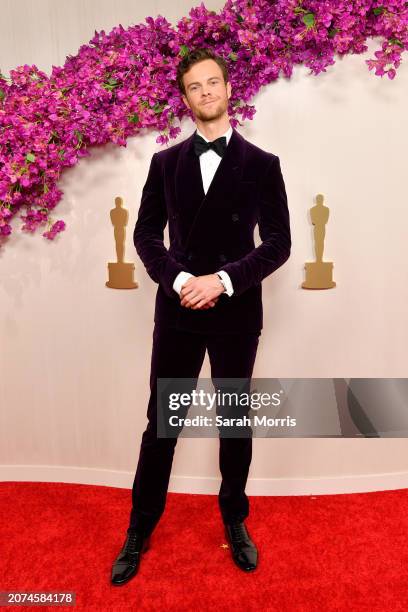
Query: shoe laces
xmin=229 ymin=522 xmax=247 ymax=542
xmin=124 ymin=530 xmax=144 ymax=553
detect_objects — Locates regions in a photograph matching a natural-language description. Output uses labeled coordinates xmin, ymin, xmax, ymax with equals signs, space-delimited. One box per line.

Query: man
xmin=111 ymin=48 xmax=291 ymax=585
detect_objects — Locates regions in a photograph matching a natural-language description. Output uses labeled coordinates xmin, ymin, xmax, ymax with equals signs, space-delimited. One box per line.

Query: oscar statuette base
xmin=302 ymin=261 xmax=336 ymax=290
xmin=106 ymin=262 xmax=138 ymax=289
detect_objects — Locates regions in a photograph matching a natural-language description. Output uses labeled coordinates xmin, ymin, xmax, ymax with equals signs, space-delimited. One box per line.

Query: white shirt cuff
xmin=216 ymin=270 xmax=234 ymax=296
xmin=173 ymin=271 xmax=194 ymax=296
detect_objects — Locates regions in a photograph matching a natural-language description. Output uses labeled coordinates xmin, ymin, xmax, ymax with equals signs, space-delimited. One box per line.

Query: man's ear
xmin=226 ymin=81 xmax=231 ymax=100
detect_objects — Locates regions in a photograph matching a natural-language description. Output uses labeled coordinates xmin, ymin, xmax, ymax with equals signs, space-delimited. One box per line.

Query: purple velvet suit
xmin=134 ymin=127 xmax=291 ymax=334
xmin=128 ymin=127 xmax=291 ymax=535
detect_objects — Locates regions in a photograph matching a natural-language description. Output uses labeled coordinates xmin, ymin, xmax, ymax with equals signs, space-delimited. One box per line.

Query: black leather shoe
xmin=111 ymin=529 xmax=150 ymax=586
xmin=224 ymin=521 xmax=258 ymax=571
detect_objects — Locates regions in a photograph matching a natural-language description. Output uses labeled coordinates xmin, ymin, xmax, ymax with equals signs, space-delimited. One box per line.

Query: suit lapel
xmin=175 ymin=127 xmax=246 ymax=250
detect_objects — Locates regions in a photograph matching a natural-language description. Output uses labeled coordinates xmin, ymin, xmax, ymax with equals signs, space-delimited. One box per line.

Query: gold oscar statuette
xmin=106 ymin=196 xmax=138 ymax=289
xmin=302 ymin=193 xmax=336 ymax=289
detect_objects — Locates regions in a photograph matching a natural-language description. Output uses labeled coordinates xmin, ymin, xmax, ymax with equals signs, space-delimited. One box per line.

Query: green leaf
xmin=128 ymin=113 xmax=139 ymax=124
xmin=228 ymin=52 xmax=238 ymax=62
xmin=373 ymin=7 xmax=384 ymax=15
xmin=152 ymin=103 xmax=165 ymax=114
xmin=102 ymin=77 xmax=119 ymax=91
xmin=0 ymin=88 xmax=5 ymax=102
xmin=303 ymin=13 xmax=315 ymax=28
xmin=328 ymin=27 xmax=338 ymax=38
xmin=389 ymin=37 xmax=404 ymax=47
xmin=179 ymin=44 xmax=189 ymax=57
xmin=237 ymin=13 xmax=244 ymax=23
xmin=26 ymin=152 xmax=36 ymax=163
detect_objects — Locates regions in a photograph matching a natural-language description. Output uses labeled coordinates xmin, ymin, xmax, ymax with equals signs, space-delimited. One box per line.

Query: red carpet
xmin=1 ymin=482 xmax=408 ymax=611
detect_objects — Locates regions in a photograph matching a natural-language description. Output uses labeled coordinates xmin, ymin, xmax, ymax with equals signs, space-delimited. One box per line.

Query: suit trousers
xmin=128 ymin=322 xmax=261 ymax=536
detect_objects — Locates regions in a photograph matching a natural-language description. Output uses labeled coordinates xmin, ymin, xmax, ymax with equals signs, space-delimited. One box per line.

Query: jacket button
xmin=172 ymin=212 xmax=178 ymax=219
xmin=219 ymin=253 xmax=227 ymax=263
xmin=187 ymin=253 xmax=193 ymax=261
xmin=231 ymin=213 xmax=239 ymax=222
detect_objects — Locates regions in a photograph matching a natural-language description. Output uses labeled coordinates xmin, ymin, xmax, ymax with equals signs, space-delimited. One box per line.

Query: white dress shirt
xmin=172 ymin=124 xmax=234 ymax=298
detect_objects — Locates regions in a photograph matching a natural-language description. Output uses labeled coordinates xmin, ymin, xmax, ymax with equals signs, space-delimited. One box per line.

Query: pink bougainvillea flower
xmin=0 ymin=0 xmax=407 ymax=245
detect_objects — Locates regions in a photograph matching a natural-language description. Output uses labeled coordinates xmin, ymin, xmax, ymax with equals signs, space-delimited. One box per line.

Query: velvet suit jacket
xmin=133 ymin=127 xmax=291 ymax=334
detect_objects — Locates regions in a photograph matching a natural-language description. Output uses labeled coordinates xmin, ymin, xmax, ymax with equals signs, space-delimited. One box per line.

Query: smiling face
xmin=181 ymin=58 xmax=231 ymax=123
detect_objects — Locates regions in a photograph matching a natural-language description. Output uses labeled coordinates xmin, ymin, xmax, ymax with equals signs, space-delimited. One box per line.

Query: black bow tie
xmin=193 ymin=132 xmax=227 ymax=158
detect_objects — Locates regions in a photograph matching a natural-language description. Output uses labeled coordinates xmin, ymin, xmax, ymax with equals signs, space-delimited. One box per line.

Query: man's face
xmin=181 ymin=59 xmax=231 ymax=122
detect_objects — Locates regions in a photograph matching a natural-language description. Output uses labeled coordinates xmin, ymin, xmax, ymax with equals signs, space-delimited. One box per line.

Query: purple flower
xmin=0 ymin=0 xmax=406 ymax=246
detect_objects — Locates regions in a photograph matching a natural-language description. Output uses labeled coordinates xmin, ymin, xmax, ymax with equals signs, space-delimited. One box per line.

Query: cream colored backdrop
xmin=1 ymin=0 xmax=408 ymax=495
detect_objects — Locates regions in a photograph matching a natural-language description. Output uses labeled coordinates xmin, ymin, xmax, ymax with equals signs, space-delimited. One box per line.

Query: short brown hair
xmin=176 ymin=47 xmax=229 ymax=96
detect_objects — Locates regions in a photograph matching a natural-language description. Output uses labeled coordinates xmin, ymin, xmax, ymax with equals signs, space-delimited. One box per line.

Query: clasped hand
xmin=180 ymin=273 xmax=225 ymax=309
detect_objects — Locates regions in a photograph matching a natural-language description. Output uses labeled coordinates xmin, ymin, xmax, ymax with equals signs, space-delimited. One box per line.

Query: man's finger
xmin=182 ymin=295 xmax=207 ymax=308
xmin=181 ymin=285 xmax=197 ymax=299
xmin=181 ymin=276 xmax=196 ymax=289
xmin=181 ymin=292 xmax=197 ymax=306
xmin=192 ymin=297 xmax=212 ymax=309
xmin=185 ymin=293 xmax=205 ymax=306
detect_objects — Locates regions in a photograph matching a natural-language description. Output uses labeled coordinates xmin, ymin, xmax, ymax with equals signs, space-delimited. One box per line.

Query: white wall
xmin=1 ymin=0 xmax=408 ymax=495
